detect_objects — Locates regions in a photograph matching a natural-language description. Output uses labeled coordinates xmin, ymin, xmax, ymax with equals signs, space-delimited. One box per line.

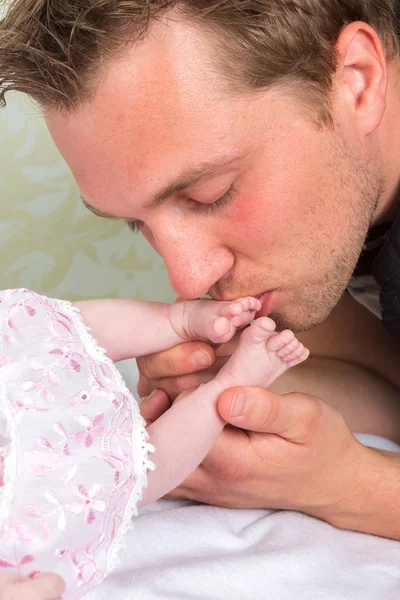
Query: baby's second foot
xmin=174 ymin=297 xmax=261 ymax=344
xmin=216 ymin=317 xmax=309 ymax=390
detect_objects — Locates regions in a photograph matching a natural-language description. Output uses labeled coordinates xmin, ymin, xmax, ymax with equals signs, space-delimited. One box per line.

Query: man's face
xmin=46 ymin=17 xmax=382 ymax=331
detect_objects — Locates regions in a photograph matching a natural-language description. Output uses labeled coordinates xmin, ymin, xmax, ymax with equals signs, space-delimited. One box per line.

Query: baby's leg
xmin=75 ymin=296 xmax=260 ymax=362
xmin=140 ymin=318 xmax=309 ymax=507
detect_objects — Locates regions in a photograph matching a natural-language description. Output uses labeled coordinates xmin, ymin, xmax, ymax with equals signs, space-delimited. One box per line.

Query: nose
xmin=144 ymin=222 xmax=234 ymax=299
xmin=166 ymin=245 xmax=233 ymax=299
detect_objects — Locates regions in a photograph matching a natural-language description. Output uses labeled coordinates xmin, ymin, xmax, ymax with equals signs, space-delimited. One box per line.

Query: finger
xmin=165 ymin=427 xmax=253 ymax=504
xmin=138 ymin=356 xmax=230 ymax=399
xmin=137 ymin=342 xmax=215 ymax=381
xmin=141 ymin=387 xmax=202 ymax=426
xmin=199 ymin=424 xmax=252 ymax=474
xmin=170 ymin=422 xmax=253 ymax=480
xmin=0 ymin=572 xmax=27 ymax=585
xmin=166 ymin=475 xmax=258 ymax=509
xmin=137 ymin=373 xmax=153 ymax=398
xmin=32 ymin=572 xmax=65 ymax=598
xmin=13 ymin=573 xmax=65 ymax=600
xmin=165 ymin=465 xmax=222 ymax=502
xmin=218 ymin=387 xmax=324 ymax=443
xmin=139 ymin=389 xmax=171 ymax=425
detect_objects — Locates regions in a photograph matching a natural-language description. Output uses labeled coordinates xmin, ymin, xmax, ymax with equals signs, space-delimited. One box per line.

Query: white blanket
xmin=86 ymin=361 xmax=400 ymax=600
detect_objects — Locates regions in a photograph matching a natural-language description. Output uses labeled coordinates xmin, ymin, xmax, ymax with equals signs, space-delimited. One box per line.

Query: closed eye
xmin=125 ymin=186 xmax=235 ymax=232
xmin=189 ymin=186 xmax=235 ymax=213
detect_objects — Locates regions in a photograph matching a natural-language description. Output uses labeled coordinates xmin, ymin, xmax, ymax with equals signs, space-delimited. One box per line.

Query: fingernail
xmin=140 ymin=390 xmax=157 ymax=403
xmin=229 ymin=392 xmax=249 ymax=418
xmin=190 ymin=348 xmax=212 ymax=367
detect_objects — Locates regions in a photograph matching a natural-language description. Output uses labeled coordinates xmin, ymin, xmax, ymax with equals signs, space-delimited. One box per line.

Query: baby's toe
xmin=209 ymin=316 xmax=235 ymax=343
xmin=250 ymin=297 xmax=262 ymax=311
xmin=281 ymin=343 xmax=308 ymax=363
xmin=286 ymin=347 xmax=310 ymax=368
xmin=240 ymin=296 xmax=261 ymax=312
xmin=266 ymin=329 xmax=294 ymax=352
xmin=220 ymin=301 xmax=243 ymax=319
xmin=248 ymin=317 xmax=276 ymax=340
xmin=277 ymin=338 xmax=301 ymax=358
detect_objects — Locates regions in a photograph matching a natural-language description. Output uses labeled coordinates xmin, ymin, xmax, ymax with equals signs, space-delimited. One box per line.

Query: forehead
xmin=45 ymin=15 xmax=297 ymax=217
xmin=46 ymin=17 xmax=251 ymax=213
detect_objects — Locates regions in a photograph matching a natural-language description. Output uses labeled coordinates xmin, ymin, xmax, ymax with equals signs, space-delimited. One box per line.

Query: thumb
xmin=217 ymin=387 xmax=323 ymax=443
xmin=140 ymin=389 xmax=171 ymax=425
xmin=26 ymin=572 xmax=65 ymax=598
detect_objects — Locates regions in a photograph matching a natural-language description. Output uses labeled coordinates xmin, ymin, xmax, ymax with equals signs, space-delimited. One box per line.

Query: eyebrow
xmin=81 ymin=155 xmax=240 ymax=219
xmin=143 ymin=156 xmax=239 ymax=209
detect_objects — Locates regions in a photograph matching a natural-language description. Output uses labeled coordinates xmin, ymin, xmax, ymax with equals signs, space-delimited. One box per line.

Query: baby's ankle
xmin=168 ymin=300 xmax=193 ymax=341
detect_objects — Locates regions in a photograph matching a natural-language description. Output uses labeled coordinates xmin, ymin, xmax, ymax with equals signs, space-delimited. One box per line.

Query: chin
xmin=270 ymin=273 xmax=352 ymax=332
xmin=269 ymin=304 xmax=332 ymax=333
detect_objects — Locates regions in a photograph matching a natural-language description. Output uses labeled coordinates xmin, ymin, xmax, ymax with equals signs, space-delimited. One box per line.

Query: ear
xmin=334 ymin=21 xmax=388 ymax=134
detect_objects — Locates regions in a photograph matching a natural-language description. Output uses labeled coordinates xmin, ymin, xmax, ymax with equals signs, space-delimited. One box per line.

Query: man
xmin=1 ymin=1 xmax=400 ymax=539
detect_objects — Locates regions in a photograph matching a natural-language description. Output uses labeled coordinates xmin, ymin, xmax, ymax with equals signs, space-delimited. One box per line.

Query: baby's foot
xmin=172 ymin=297 xmax=261 ymax=344
xmin=216 ymin=317 xmax=309 ymax=390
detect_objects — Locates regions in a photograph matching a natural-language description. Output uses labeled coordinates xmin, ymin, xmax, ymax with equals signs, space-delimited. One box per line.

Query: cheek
xmin=226 ymin=193 xmax=288 ymax=249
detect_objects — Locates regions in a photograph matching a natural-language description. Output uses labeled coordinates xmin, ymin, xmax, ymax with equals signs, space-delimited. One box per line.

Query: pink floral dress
xmin=0 ymin=289 xmax=154 ymax=599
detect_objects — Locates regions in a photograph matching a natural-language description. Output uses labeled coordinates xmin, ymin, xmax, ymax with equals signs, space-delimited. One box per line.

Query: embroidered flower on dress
xmin=70 ymin=485 xmax=106 ymax=524
xmin=72 ymin=413 xmax=105 ymax=448
xmin=49 ymin=344 xmax=84 ymax=373
xmin=0 ymin=289 xmax=152 ymax=599
xmin=20 ymin=379 xmax=55 ymax=404
xmin=69 ymin=387 xmax=109 ymax=407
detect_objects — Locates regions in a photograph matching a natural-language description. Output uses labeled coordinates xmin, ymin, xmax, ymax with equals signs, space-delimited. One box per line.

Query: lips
xmin=255 ymin=291 xmax=272 ymax=318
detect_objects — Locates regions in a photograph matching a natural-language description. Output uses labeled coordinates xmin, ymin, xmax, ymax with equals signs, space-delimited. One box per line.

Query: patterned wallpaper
xmin=0 ymin=93 xmax=175 ymax=303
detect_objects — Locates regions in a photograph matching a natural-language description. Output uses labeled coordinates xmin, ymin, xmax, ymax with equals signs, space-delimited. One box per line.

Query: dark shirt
xmin=352 ymin=210 xmax=400 ymax=337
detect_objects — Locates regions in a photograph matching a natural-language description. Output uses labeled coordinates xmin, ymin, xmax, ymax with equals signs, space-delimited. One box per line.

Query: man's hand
xmin=138 ymin=293 xmax=400 ymax=539
xmin=142 ymin=385 xmax=361 ymax=514
xmin=137 ymin=335 xmax=239 ymax=400
xmin=140 ymin=385 xmax=400 ymax=539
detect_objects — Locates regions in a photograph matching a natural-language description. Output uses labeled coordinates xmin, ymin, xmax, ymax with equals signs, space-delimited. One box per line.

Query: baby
xmin=0 ymin=289 xmax=309 ymax=600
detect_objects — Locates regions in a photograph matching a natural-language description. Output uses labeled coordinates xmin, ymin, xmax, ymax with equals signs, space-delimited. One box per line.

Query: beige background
xmin=0 ymin=93 xmax=175 ymax=303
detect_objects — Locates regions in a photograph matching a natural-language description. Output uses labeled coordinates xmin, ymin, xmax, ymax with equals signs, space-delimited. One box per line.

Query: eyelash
xmin=126 ymin=186 xmax=235 ymax=234
xmin=189 ymin=186 xmax=235 ymax=214
xmin=126 ymin=219 xmax=144 ymax=234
